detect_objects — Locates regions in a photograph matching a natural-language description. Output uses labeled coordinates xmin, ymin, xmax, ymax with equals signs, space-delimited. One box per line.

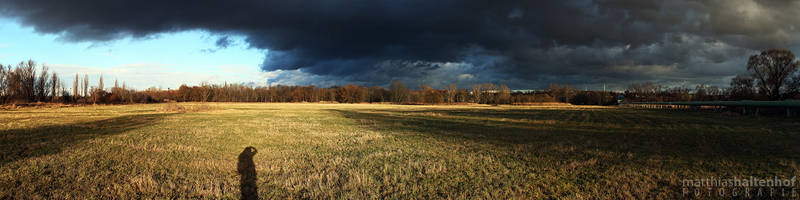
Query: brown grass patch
xmin=511 ymin=102 xmax=573 ymax=106
xmin=0 ymin=102 xmax=76 ymax=110
xmin=158 ymin=103 xmax=216 ymax=113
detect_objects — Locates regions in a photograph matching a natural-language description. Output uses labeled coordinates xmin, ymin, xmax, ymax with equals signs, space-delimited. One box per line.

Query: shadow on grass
xmin=0 ymin=113 xmax=172 ymax=166
xmin=238 ymin=146 xmax=259 ymax=200
xmin=331 ymin=108 xmax=800 ymax=197
xmin=330 ymin=108 xmax=800 ymax=162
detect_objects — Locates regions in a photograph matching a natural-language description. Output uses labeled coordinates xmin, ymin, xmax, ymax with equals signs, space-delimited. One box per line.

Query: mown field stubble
xmin=1 ymin=103 xmax=799 ymax=199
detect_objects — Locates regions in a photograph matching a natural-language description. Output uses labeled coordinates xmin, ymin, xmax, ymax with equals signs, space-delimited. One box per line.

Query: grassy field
xmin=1 ymin=103 xmax=799 ymax=199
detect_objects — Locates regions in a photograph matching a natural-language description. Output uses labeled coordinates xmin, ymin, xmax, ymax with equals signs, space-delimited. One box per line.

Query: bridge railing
xmin=620 ymin=100 xmax=800 ymax=117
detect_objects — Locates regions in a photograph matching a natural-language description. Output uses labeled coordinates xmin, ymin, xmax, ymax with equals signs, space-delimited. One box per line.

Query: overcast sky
xmin=2 ymin=0 xmax=800 ymax=90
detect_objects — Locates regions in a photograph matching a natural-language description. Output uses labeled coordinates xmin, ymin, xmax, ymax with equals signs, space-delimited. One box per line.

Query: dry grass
xmin=1 ymin=103 xmax=799 ymax=199
xmin=0 ymin=102 xmax=76 ymax=110
xmin=158 ymin=103 xmax=216 ymax=113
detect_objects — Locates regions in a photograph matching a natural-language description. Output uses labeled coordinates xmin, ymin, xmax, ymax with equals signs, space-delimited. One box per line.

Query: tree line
xmin=0 ymin=60 xmax=624 ymax=106
xmin=2 ymin=49 xmax=798 ymax=106
xmin=624 ymin=49 xmax=800 ymax=102
xmin=0 ymin=60 xmax=589 ymax=105
xmin=154 ymin=81 xmax=565 ymax=105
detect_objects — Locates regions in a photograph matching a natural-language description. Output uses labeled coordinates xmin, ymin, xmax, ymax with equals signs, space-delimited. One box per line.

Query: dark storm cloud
xmin=215 ymin=36 xmax=233 ymax=49
xmin=1 ymin=0 xmax=799 ymax=88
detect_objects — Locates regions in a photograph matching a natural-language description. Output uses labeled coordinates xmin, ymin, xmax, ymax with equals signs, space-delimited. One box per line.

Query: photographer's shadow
xmin=237 ymin=146 xmax=258 ymax=200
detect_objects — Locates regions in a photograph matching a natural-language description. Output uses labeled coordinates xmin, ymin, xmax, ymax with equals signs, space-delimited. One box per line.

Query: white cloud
xmin=0 ymin=44 xmax=7 ymax=48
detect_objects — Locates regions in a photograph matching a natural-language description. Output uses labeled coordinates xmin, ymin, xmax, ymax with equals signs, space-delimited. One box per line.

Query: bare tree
xmin=746 ymin=49 xmax=800 ymax=100
xmin=122 ymin=81 xmax=132 ymax=103
xmin=0 ymin=64 xmax=6 ymax=102
xmin=419 ymin=85 xmax=442 ymax=104
xmin=83 ymin=74 xmax=89 ymax=98
xmin=497 ymin=84 xmax=511 ymax=104
xmin=626 ymin=82 xmax=665 ymax=101
xmin=549 ymin=83 xmax=577 ymax=103
xmin=98 ymin=74 xmax=104 ymax=92
xmin=200 ymin=82 xmax=212 ymax=102
xmin=59 ymin=79 xmax=67 ymax=102
xmin=390 ymin=80 xmax=409 ymax=103
xmin=17 ymin=60 xmax=37 ymax=102
xmin=90 ymin=74 xmax=104 ymax=104
xmin=367 ymin=86 xmax=388 ymax=103
xmin=469 ymin=84 xmax=482 ymax=103
xmin=73 ymin=73 xmax=80 ymax=100
xmin=480 ymin=83 xmax=497 ymax=104
xmin=729 ymin=74 xmax=755 ymax=100
xmin=696 ymin=84 xmax=710 ymax=101
xmin=51 ymin=72 xmax=59 ymax=102
xmin=444 ymin=84 xmax=457 ymax=103
xmin=35 ymin=65 xmax=50 ymax=102
xmin=786 ymin=72 xmax=800 ymax=98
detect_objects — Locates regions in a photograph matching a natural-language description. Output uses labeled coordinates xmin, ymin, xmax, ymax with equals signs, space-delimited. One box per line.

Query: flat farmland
xmin=1 ymin=103 xmax=799 ymax=199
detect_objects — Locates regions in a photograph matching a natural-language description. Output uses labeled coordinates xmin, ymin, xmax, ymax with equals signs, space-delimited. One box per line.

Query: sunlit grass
xmin=1 ymin=103 xmax=799 ymax=199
